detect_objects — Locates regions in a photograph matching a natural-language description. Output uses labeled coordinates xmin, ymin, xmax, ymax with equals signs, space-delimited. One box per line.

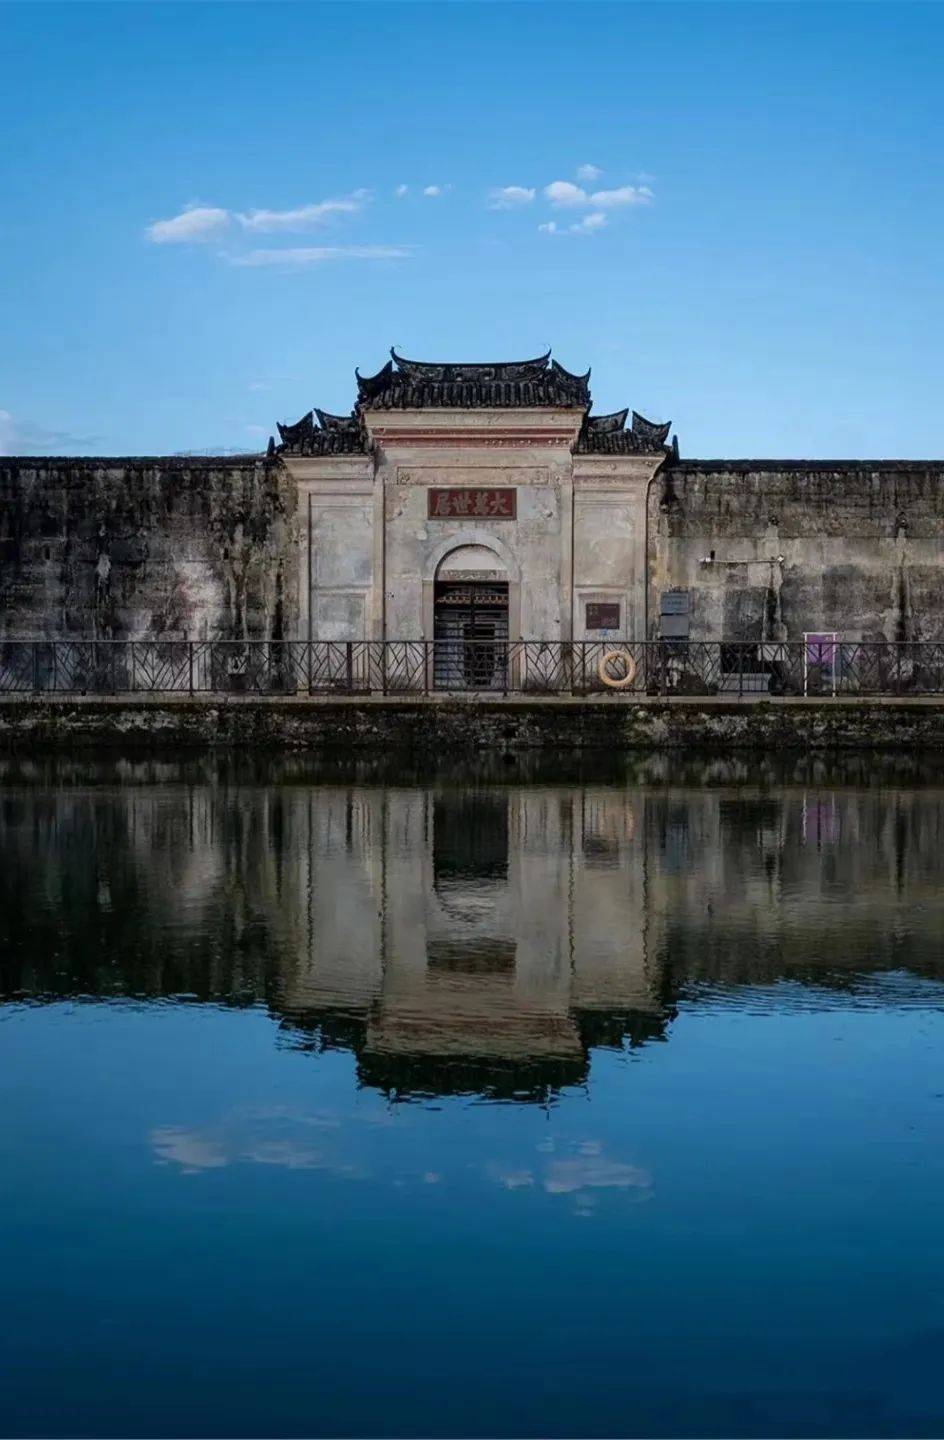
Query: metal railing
xmin=3 ymin=638 xmax=944 ymax=697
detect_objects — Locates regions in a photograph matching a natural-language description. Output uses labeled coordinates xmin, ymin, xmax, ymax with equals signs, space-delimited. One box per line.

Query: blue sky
xmin=2 ymin=1 xmax=942 ymax=459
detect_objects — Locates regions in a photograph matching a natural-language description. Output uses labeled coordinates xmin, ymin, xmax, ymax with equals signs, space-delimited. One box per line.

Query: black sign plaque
xmin=586 ymin=602 xmax=620 ymax=631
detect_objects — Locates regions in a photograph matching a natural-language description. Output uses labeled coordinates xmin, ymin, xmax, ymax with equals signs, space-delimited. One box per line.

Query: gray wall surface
xmin=650 ymin=462 xmax=944 ymax=643
xmin=0 ymin=457 xmax=297 ymax=641
xmin=3 ymin=453 xmax=944 ymax=645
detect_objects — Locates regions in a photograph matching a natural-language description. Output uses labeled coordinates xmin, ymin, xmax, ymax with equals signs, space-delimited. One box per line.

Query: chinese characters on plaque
xmin=428 ymin=488 xmax=517 ymax=520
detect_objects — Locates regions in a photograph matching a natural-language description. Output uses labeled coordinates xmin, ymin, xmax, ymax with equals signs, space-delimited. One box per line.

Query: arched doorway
xmin=433 ymin=544 xmax=509 ymax=690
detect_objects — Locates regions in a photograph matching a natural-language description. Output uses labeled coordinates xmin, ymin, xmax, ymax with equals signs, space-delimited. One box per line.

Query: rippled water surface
xmin=2 ymin=753 xmax=944 ymax=1439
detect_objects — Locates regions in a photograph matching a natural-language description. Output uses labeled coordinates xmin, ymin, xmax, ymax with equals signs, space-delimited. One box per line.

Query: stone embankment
xmin=3 ymin=694 xmax=944 ymax=752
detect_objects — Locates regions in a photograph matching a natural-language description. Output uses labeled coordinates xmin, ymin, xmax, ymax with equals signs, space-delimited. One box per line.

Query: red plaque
xmin=428 ymin=488 xmax=516 ymax=519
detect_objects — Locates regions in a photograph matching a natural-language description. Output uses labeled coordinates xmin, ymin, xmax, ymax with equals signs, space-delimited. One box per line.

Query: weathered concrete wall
xmin=4 ymin=451 xmax=944 ymax=649
xmin=0 ymin=457 xmax=298 ymax=641
xmin=5 ymin=693 xmax=944 ymax=752
xmin=651 ymin=461 xmax=944 ymax=643
xmin=381 ymin=454 xmax=570 ymax=641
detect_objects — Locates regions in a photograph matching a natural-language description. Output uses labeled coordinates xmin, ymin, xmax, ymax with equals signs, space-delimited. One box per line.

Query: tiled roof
xmin=272 ymin=409 xmax=368 ymax=457
xmin=575 ymin=409 xmax=673 ymax=456
xmin=271 ymin=351 xmax=675 ymax=456
xmin=355 ymin=349 xmax=591 ymax=410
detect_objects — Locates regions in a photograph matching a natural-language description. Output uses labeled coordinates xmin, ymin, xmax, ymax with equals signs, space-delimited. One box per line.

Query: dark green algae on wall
xmin=3 ymin=695 xmax=944 ymax=752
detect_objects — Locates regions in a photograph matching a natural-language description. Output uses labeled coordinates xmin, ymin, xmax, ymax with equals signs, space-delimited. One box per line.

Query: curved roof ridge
xmin=353 ymin=348 xmax=590 ymax=409
xmin=586 ymin=408 xmax=629 ymax=433
xmin=389 ymin=347 xmax=552 ymax=378
xmin=550 ymin=358 xmax=591 ymax=385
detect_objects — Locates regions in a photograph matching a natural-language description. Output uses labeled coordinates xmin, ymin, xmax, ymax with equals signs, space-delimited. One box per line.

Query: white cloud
xmin=577 ymin=163 xmax=602 ymax=183
xmin=543 ymin=179 xmax=653 ymax=211
xmin=146 ymin=191 xmax=372 ymax=245
xmin=570 ymin=212 xmax=607 ymax=234
xmin=228 ymin=245 xmax=412 ymax=268
xmin=544 ymin=180 xmax=588 ymax=208
xmin=488 ymin=185 xmax=536 ymax=209
xmin=146 ymin=205 xmax=231 ymax=243
xmin=539 ymin=213 xmax=607 ymax=237
xmin=395 ymin=184 xmax=409 ymax=198
xmin=422 ymin=184 xmax=451 ymax=197
xmin=591 ymin=184 xmax=653 ymax=208
xmin=236 ymin=192 xmax=368 ymax=233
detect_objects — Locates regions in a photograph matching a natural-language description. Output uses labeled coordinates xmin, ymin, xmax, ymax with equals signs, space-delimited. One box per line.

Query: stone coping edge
xmin=3 ymin=694 xmax=944 ymax=711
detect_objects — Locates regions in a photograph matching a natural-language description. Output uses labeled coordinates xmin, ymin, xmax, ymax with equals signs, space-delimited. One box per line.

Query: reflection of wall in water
xmin=643 ymin=787 xmax=944 ymax=984
xmin=275 ymin=785 xmax=662 ymax=1070
xmin=4 ymin=779 xmax=944 ymax=1095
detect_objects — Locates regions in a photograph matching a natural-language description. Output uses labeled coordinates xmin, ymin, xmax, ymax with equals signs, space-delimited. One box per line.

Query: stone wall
xmin=0 ymin=457 xmax=297 ymax=641
xmin=650 ymin=461 xmax=944 ymax=643
xmin=3 ymin=452 xmax=944 ymax=649
xmin=4 ymin=693 xmax=944 ymax=752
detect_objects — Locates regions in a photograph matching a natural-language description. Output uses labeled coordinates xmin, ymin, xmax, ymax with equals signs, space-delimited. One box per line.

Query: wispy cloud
xmin=576 ymin=163 xmax=603 ymax=183
xmin=571 ymin=212 xmax=607 ymax=234
xmin=395 ymin=183 xmax=409 ymax=198
xmin=236 ymin=191 xmax=369 ymax=233
xmin=539 ymin=211 xmax=607 ymax=237
xmin=146 ymin=205 xmax=231 ymax=244
xmin=488 ymin=185 xmax=536 ymax=209
xmin=544 ymin=179 xmax=652 ymax=209
xmin=146 ymin=192 xmax=371 ymax=245
xmin=422 ymin=184 xmax=450 ymax=197
xmin=592 ymin=184 xmax=653 ymax=208
xmin=0 ymin=410 xmax=102 ymax=455
xmin=228 ymin=245 xmax=412 ymax=268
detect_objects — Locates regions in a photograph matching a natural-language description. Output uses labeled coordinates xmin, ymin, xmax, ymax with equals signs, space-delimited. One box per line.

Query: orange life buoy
xmin=598 ymin=649 xmax=637 ymax=690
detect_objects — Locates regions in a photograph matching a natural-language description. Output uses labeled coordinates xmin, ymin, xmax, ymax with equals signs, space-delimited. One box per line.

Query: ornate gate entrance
xmin=433 ymin=581 xmax=509 ymax=690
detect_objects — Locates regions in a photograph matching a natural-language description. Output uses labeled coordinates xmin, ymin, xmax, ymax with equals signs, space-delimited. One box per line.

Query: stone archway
xmin=421 ymin=536 xmax=521 ymax=691
xmin=421 ymin=532 xmax=521 ymax=644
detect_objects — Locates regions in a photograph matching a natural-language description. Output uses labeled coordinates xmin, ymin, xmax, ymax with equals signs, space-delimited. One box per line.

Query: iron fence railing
xmin=2 ymin=638 xmax=944 ymax=697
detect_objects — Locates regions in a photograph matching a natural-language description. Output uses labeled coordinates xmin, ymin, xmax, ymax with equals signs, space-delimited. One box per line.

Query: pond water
xmin=2 ymin=753 xmax=943 ymax=1439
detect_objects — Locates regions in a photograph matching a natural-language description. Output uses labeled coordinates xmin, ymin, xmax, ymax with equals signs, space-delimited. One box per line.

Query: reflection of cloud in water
xmin=152 ymin=1129 xmax=229 ymax=1173
xmin=488 ymin=1143 xmax=651 ymax=1204
xmin=152 ymin=1106 xmax=362 ymax=1177
xmin=488 ymin=1166 xmax=535 ymax=1190
xmin=544 ymin=1156 xmax=651 ymax=1195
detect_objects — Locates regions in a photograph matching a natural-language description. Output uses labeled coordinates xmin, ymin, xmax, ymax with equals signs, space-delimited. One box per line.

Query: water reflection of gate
xmin=433 ymin=581 xmax=509 ymax=690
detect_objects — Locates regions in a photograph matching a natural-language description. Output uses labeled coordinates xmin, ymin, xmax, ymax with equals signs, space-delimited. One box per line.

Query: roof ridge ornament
xmin=575 ymin=404 xmax=674 ymax=455
xmin=389 ymin=347 xmax=553 ymax=380
xmin=631 ymin=411 xmax=672 ymax=446
xmin=274 ymin=405 xmax=369 ymax=458
xmin=314 ymin=408 xmax=359 ymax=430
xmin=586 ymin=408 xmax=629 ymax=434
xmin=351 ymin=348 xmax=590 ymax=409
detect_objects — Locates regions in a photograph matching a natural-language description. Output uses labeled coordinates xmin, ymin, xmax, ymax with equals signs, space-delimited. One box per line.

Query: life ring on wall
xmin=598 ymin=649 xmax=637 ymax=690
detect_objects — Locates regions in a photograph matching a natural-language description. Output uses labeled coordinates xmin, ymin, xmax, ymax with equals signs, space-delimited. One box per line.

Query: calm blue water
xmin=1 ymin=754 xmax=943 ymax=1439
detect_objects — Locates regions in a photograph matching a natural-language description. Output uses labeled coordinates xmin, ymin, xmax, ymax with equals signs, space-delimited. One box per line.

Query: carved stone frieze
xmin=396 ymin=466 xmax=549 ymax=487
